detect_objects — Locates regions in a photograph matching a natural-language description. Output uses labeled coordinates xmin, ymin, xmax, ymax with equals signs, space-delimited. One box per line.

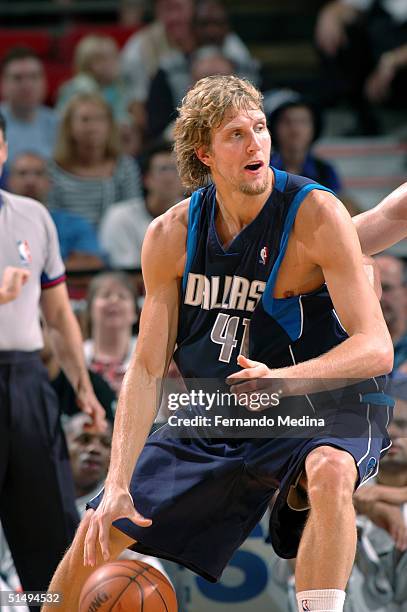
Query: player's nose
xmin=246 ymin=130 xmax=262 ymax=153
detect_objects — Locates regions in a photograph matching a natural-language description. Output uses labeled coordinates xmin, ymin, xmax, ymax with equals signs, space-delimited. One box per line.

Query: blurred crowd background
xmin=0 ymin=0 xmax=406 ymax=610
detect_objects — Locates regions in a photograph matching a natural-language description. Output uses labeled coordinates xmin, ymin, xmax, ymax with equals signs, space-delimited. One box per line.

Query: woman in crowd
xmin=48 ymin=92 xmax=142 ymax=226
xmin=83 ymin=271 xmax=138 ymax=395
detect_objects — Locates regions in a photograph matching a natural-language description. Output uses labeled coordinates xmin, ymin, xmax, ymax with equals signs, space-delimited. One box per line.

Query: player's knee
xmin=305 ymin=446 xmax=357 ymax=504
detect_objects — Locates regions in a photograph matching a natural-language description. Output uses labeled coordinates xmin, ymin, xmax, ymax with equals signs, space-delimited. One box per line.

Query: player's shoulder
xmin=146 ymin=197 xmax=190 ymax=245
xmin=298 ymin=187 xmax=348 ymax=229
xmin=142 ymin=197 xmax=190 ymax=276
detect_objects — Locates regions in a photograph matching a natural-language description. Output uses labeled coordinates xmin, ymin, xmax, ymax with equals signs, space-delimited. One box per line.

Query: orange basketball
xmin=79 ymin=560 xmax=178 ymax=612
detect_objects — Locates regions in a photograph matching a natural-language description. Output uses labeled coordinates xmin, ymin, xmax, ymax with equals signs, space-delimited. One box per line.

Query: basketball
xmin=78 ymin=560 xmax=178 ymax=612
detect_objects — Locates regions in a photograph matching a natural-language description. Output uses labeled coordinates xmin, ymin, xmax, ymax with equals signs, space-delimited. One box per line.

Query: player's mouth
xmin=244 ymin=161 xmax=264 ymax=174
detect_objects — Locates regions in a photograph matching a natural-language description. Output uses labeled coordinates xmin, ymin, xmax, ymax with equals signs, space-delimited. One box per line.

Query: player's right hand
xmin=0 ymin=266 xmax=30 ymax=304
xmin=83 ymin=486 xmax=152 ymax=567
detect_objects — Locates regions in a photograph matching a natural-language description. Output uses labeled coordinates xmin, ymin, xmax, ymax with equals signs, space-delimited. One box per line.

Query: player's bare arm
xmin=353 ymin=182 xmax=407 ymax=255
xmin=40 ymin=282 xmax=106 ymax=432
xmin=230 ymin=190 xmax=393 ymax=395
xmin=83 ymin=199 xmax=189 ymax=567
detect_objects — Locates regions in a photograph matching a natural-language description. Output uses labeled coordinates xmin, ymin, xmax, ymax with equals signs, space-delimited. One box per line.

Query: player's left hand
xmin=76 ymin=384 xmax=108 ymax=432
xmin=227 ymin=355 xmax=281 ymax=411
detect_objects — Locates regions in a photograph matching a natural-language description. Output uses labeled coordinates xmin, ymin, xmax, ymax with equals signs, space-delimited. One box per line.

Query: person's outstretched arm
xmin=353 ymin=182 xmax=407 ymax=255
xmin=40 ymin=282 xmax=106 ymax=432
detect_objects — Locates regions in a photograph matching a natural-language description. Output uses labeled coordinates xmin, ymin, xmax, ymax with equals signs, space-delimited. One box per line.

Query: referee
xmin=0 ymin=110 xmax=106 ymax=597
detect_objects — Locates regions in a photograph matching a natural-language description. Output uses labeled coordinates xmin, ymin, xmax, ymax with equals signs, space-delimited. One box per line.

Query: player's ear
xmin=195 ymin=145 xmax=211 ymax=167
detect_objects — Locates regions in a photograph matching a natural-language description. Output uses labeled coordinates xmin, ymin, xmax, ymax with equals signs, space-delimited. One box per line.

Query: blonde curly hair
xmin=174 ymin=75 xmax=263 ymax=191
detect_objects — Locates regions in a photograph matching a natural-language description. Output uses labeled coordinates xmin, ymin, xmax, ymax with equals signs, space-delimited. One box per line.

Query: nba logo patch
xmin=259 ymin=246 xmax=269 ymax=265
xmin=17 ymin=240 xmax=32 ymax=265
xmin=302 ymin=601 xmax=311 ymax=611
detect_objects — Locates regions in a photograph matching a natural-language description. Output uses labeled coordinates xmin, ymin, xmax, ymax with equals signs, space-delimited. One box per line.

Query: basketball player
xmin=44 ymin=76 xmax=394 ymax=612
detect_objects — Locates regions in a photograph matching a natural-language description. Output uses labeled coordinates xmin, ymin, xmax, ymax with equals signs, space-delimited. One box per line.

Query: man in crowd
xmin=375 ymin=255 xmax=407 ymax=372
xmin=99 ymin=141 xmax=184 ymax=269
xmin=0 ymin=47 xmax=58 ymax=166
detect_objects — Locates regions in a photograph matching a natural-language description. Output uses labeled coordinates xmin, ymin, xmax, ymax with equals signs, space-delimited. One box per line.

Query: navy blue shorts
xmin=88 ymin=389 xmax=393 ymax=583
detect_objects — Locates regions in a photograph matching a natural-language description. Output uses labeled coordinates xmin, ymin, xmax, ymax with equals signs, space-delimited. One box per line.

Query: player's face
xmin=204 ymin=108 xmax=271 ymax=196
xmin=382 ymin=398 xmax=407 ymax=468
xmin=91 ymin=278 xmax=137 ymax=332
xmin=67 ymin=416 xmax=112 ymax=491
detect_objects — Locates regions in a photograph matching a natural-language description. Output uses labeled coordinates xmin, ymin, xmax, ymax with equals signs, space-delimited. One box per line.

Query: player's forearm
xmin=105 ymin=360 xmax=160 ymax=489
xmin=272 ymin=332 xmax=393 ymax=396
xmin=353 ymin=183 xmax=407 ymax=255
xmin=47 ymin=308 xmax=92 ymax=394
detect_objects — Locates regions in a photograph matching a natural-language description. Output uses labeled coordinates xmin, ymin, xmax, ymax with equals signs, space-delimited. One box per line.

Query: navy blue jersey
xmin=89 ymin=172 xmax=393 ymax=576
xmin=175 ymin=167 xmax=348 ymax=379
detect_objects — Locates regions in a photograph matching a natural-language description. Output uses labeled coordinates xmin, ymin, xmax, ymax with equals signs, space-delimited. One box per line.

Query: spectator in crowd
xmin=64 ymin=413 xmax=113 ymax=514
xmin=56 ymin=35 xmax=130 ymax=123
xmin=83 ymin=272 xmax=138 ymax=394
xmin=145 ymin=0 xmax=260 ymax=141
xmin=146 ymin=45 xmax=235 ymax=141
xmin=48 ymin=92 xmax=142 ymax=227
xmin=264 ymin=90 xmax=360 ymax=214
xmin=7 ymin=151 xmax=105 ymax=271
xmin=121 ymin=0 xmax=195 ymax=128
xmin=99 ymin=141 xmax=184 ymax=268
xmin=193 ymin=0 xmax=260 ymax=85
xmin=118 ymin=0 xmax=146 ymax=27
xmin=41 ymin=319 xmax=116 ymax=422
xmin=315 ymin=0 xmax=407 ymax=133
xmin=0 ymin=47 xmax=58 ymax=165
xmin=350 ymin=379 xmax=407 ymax=610
xmin=375 ymin=254 xmax=407 ymax=372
